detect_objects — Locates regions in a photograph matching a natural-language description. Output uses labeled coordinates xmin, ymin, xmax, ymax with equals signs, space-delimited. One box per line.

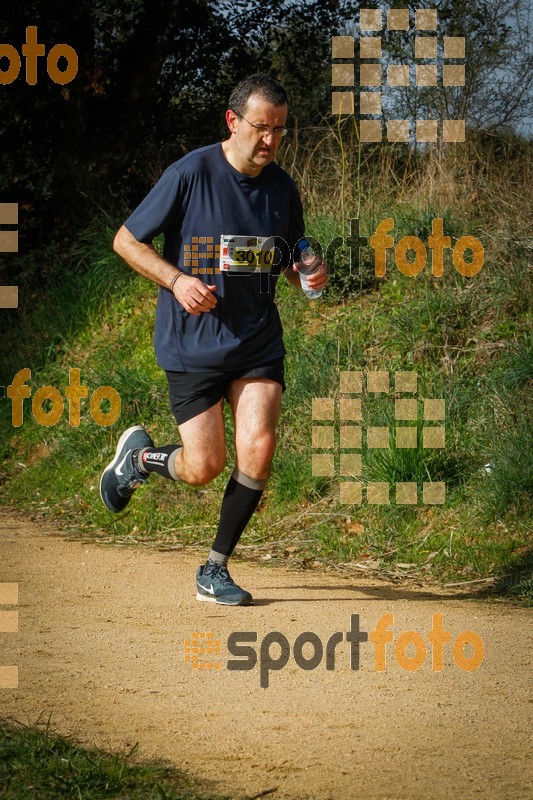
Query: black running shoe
xmin=196 ymin=560 xmax=253 ymax=606
xmin=99 ymin=425 xmax=154 ymax=513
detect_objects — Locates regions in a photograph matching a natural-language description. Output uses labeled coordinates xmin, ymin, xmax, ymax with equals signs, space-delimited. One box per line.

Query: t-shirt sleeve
xmin=123 ymin=164 xmax=184 ymax=244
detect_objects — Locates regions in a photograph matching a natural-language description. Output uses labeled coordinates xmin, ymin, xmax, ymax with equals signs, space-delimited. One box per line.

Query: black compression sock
xmin=135 ymin=446 xmax=182 ymax=480
xmin=210 ymin=468 xmax=267 ymax=557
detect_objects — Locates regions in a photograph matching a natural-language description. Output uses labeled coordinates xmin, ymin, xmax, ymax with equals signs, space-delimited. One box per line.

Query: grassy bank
xmin=0 ymin=130 xmax=531 ymax=603
xmin=0 ymin=717 xmax=229 ymax=799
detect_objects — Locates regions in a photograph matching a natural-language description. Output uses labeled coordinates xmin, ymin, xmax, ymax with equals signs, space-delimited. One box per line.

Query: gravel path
xmin=0 ymin=509 xmax=531 ymax=799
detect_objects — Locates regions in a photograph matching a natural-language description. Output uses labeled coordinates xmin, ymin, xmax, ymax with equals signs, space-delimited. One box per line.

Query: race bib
xmin=220 ymin=234 xmax=275 ymax=273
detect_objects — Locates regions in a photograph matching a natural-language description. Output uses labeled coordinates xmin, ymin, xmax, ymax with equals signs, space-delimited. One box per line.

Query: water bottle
xmin=298 ymin=240 xmax=322 ymax=299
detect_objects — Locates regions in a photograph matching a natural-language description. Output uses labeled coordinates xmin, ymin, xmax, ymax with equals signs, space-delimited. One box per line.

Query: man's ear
xmin=225 ymin=109 xmax=238 ymax=135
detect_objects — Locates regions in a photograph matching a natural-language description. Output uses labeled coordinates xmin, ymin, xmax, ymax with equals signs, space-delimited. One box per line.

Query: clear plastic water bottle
xmin=298 ymin=239 xmax=322 ymax=299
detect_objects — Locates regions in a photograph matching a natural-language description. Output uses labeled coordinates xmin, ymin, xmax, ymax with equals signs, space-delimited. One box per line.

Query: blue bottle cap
xmin=300 ymin=239 xmax=310 ymax=251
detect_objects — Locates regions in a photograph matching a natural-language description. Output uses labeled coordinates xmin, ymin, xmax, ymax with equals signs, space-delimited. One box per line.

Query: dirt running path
xmin=0 ymin=509 xmax=531 ymax=799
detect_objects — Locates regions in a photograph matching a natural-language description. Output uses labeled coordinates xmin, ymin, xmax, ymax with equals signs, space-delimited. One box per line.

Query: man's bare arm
xmin=113 ymin=225 xmax=180 ymax=288
xmin=113 ymin=225 xmax=217 ymax=316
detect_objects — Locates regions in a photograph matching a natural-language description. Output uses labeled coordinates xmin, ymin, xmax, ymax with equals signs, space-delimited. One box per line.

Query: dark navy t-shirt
xmin=124 ymin=142 xmax=305 ymax=372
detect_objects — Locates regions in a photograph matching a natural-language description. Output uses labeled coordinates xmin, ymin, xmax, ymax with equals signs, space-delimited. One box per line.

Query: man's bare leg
xmin=206 ymin=378 xmax=281 ymax=559
xmin=166 ymin=377 xmax=281 ymax=485
xmin=228 ymin=377 xmax=282 ymax=479
xmin=196 ymin=378 xmax=282 ymax=604
xmin=172 ymin=399 xmax=226 ymax=485
xmin=132 ymin=399 xmax=226 ymax=485
xmin=101 ymin=381 xmax=280 ymax=603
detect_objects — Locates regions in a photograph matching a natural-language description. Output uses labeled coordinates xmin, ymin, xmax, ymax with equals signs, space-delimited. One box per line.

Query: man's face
xmin=226 ymin=94 xmax=288 ymax=175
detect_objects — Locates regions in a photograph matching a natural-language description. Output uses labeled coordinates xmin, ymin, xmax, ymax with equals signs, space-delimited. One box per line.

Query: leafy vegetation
xmin=0 ymin=124 xmax=531 ymax=604
xmin=0 ymin=717 xmax=229 ymax=800
xmin=0 ymin=2 xmax=531 ymax=608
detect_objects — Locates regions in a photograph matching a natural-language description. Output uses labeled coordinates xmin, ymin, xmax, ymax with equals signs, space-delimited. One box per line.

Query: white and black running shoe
xmin=99 ymin=425 xmax=154 ymax=513
xmin=196 ymin=559 xmax=253 ymax=605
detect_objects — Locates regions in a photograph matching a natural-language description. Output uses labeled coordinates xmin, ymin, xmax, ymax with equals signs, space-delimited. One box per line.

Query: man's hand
xmin=292 ymin=259 xmax=328 ymax=292
xmin=173 ymin=274 xmax=217 ymax=316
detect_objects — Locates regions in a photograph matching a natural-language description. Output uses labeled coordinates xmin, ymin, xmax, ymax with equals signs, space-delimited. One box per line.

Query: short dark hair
xmin=228 ymin=74 xmax=288 ymax=117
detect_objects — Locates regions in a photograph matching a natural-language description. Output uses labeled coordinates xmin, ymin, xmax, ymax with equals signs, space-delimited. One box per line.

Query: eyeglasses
xmin=235 ymin=113 xmax=288 ymax=138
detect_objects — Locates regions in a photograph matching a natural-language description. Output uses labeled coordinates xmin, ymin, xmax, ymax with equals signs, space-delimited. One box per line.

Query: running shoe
xmin=100 ymin=425 xmax=154 ymax=513
xmin=196 ymin=560 xmax=253 ymax=606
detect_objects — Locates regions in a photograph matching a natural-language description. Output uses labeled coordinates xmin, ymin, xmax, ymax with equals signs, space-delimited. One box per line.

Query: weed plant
xmin=0 ymin=717 xmax=229 ymax=800
xmin=1 ymin=121 xmax=531 ymax=600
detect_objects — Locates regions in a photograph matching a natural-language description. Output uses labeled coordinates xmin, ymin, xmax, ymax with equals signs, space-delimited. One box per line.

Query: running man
xmin=100 ymin=74 xmax=328 ymax=605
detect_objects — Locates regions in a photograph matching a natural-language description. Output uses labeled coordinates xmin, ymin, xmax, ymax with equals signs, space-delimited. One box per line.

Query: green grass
xmin=0 ymin=717 xmax=230 ymax=800
xmin=0 ymin=199 xmax=531 ymax=604
xmin=493 ymin=550 xmax=533 ymax=606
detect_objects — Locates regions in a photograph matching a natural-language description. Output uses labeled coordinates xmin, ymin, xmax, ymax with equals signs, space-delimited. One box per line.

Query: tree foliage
xmin=0 ymin=0 xmax=529 ymax=250
xmin=0 ymin=0 xmax=359 ymax=245
xmin=377 ymin=0 xmax=532 ymax=133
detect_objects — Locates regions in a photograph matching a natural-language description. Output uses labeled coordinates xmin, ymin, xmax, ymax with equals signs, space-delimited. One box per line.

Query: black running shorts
xmin=165 ymin=358 xmax=285 ymax=426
